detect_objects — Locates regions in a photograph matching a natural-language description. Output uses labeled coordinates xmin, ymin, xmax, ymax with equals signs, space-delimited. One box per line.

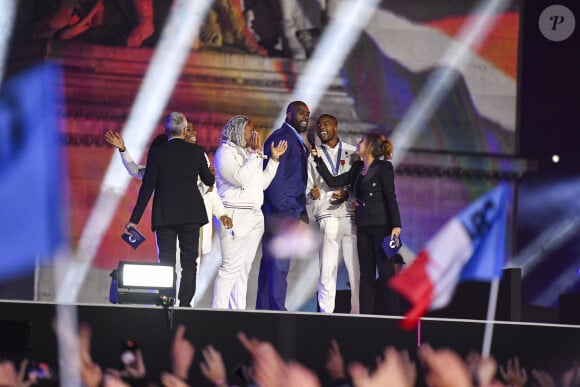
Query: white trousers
xmin=317 ymin=216 xmax=360 ymax=314
xmin=213 ymin=208 xmax=264 ymax=309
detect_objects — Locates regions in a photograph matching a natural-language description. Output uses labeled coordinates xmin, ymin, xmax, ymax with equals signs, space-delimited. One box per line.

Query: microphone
xmin=307 ymin=131 xmax=316 ymax=151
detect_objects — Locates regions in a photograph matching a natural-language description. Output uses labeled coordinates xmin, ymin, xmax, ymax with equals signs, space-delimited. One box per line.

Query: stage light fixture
xmin=118 ymin=261 xmax=174 ymax=289
xmin=114 ymin=261 xmax=176 ymax=306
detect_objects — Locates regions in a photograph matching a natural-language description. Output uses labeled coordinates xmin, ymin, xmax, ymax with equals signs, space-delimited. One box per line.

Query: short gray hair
xmin=164 ymin=112 xmax=187 ymax=137
xmin=220 ymin=115 xmax=249 ymax=147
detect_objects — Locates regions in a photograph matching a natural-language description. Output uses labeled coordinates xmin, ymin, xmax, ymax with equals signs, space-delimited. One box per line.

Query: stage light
xmin=552 ymin=154 xmax=560 ymax=163
xmin=115 ymin=261 xmax=176 ymax=306
xmin=118 ymin=262 xmax=174 ymax=289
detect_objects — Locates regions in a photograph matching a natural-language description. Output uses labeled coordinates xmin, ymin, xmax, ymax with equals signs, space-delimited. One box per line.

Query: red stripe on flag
xmin=389 ymin=251 xmax=434 ymax=330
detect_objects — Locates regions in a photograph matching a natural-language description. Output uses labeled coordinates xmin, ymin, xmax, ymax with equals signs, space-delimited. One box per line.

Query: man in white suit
xmin=307 ymin=114 xmax=360 ymax=313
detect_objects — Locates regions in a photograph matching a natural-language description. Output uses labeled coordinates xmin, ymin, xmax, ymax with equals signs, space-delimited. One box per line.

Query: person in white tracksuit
xmin=307 ymin=114 xmax=360 ymax=314
xmin=212 ymin=115 xmax=288 ymax=309
xmin=104 ymin=124 xmax=232 ymax=306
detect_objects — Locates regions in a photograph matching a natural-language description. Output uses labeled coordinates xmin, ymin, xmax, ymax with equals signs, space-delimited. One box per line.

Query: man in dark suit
xmin=256 ymin=100 xmax=310 ymax=310
xmin=125 ymin=112 xmax=215 ymax=307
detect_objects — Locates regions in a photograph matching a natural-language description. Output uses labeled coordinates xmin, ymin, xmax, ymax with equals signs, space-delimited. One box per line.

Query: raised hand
xmin=0 ymin=361 xmax=18 ymax=387
xmin=17 ymin=359 xmax=33 ymax=387
xmin=249 ymin=130 xmax=262 ymax=151
xmin=499 ymin=356 xmax=527 ymax=387
xmin=285 ymin=362 xmax=321 ymax=387
xmin=325 ymin=339 xmax=345 ymax=381
xmin=349 ymin=347 xmax=416 ymax=387
xmin=171 ymin=325 xmax=195 ymax=381
xmin=160 ymin=372 xmax=189 ymax=387
xmin=418 ymin=344 xmax=470 ymax=387
xmin=101 ymin=373 xmax=131 ymax=387
xmin=104 ymin=131 xmax=126 ymax=152
xmin=561 ymin=362 xmax=580 ymax=387
xmin=464 ymin=351 xmax=499 ymax=387
xmin=238 ymin=332 xmax=320 ymax=387
xmin=531 ymin=369 xmax=556 ymax=387
xmin=270 ymin=140 xmax=288 ymax=161
xmin=238 ymin=332 xmax=286 ymax=387
xmin=200 ymin=345 xmax=227 ymax=387
xmin=79 ymin=323 xmax=103 ymax=387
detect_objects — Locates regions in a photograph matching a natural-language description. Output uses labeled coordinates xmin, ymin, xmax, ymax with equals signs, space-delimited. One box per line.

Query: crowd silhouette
xmin=1 ymin=321 xmax=579 ymax=387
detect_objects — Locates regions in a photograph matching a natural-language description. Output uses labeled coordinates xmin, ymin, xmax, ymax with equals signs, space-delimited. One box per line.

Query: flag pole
xmin=417 ymin=319 xmax=421 ymax=347
xmin=481 ymin=277 xmax=500 ymax=357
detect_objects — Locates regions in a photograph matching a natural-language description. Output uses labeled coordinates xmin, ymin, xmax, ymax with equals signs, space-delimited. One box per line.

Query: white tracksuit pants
xmin=213 ymin=208 xmax=264 ymax=309
xmin=317 ymin=216 xmax=360 ymax=314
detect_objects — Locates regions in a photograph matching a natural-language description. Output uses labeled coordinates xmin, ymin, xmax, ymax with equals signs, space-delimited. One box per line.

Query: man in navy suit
xmin=126 ymin=112 xmax=215 ymax=307
xmin=256 ymin=101 xmax=310 ymax=310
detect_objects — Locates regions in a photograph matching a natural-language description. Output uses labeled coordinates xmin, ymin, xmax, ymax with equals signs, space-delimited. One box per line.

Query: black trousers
xmin=356 ymin=224 xmax=400 ymax=315
xmin=155 ymin=224 xmax=200 ymax=307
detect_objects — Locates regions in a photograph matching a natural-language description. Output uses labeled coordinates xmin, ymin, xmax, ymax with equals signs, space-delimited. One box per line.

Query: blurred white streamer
xmin=286 ymin=258 xmax=320 ymax=311
xmin=391 ymin=0 xmax=514 ymax=165
xmin=268 ymin=219 xmax=321 ymax=260
xmin=55 ymin=303 xmax=80 ymax=387
xmin=509 ymin=214 xmax=580 ymax=277
xmin=533 ymin=268 xmax=580 ymax=307
xmin=268 ymin=219 xmax=321 ymax=312
xmin=273 ymin=0 xmax=380 ymax=124
xmin=0 ymin=0 xmax=16 ymax=82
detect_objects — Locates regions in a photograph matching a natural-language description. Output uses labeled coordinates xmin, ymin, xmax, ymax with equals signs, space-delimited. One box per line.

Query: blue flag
xmin=458 ymin=184 xmax=509 ymax=281
xmin=0 ymin=64 xmax=67 ymax=281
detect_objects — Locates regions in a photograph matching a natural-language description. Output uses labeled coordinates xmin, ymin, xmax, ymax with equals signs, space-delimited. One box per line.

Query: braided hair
xmin=220 ymin=115 xmax=249 ymax=147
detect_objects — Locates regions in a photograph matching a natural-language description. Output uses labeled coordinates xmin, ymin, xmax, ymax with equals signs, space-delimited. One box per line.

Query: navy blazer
xmin=263 ymin=123 xmax=309 ymax=218
xmin=316 ymin=158 xmax=401 ymax=229
xmin=130 ymin=138 xmax=215 ymax=230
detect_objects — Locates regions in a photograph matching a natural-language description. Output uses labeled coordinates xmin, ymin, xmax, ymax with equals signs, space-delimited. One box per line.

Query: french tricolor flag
xmin=390 ymin=185 xmax=508 ymax=330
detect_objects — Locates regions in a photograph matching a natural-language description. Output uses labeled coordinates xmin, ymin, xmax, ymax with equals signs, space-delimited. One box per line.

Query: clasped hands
xmin=309 ymin=186 xmax=347 ymax=202
xmin=249 ymin=131 xmax=287 ymax=161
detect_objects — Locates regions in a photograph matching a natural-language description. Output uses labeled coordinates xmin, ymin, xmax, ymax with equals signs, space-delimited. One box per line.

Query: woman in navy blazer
xmin=313 ymin=133 xmax=402 ymax=315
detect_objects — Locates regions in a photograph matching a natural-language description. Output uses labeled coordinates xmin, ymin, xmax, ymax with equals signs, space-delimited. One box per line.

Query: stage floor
xmin=1 ymin=300 xmax=579 ymax=386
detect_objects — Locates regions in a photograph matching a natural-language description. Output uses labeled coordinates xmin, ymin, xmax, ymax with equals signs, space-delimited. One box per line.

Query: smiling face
xmin=286 ymin=101 xmax=310 ymax=133
xmin=316 ymin=114 xmax=338 ymax=146
xmin=185 ymin=122 xmax=197 ymax=144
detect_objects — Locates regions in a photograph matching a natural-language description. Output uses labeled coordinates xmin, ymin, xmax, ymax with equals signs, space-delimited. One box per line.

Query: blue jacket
xmin=263 ymin=123 xmax=309 ymax=218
